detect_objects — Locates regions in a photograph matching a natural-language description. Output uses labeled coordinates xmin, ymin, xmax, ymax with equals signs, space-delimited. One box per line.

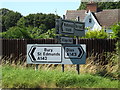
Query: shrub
xmin=85 ymin=29 xmax=108 ymax=39
xmin=111 ymin=22 xmax=120 ymax=39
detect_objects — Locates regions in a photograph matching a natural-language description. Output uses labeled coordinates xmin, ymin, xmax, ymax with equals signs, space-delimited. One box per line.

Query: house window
xmin=89 ymin=18 xmax=92 ymax=23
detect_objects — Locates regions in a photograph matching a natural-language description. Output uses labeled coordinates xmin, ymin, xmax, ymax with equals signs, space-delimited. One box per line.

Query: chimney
xmin=86 ymin=2 xmax=98 ymax=12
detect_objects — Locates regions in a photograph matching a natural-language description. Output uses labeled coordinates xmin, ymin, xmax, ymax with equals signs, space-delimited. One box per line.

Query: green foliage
xmin=26 ymin=25 xmax=47 ymax=39
xmin=77 ymin=2 xmax=87 ymax=10
xmin=0 ymin=32 xmax=2 ymax=38
xmin=16 ymin=17 xmax=26 ymax=27
xmin=17 ymin=13 xmax=60 ymax=30
xmin=2 ymin=65 xmax=118 ymax=88
xmin=0 ymin=8 xmax=22 ymax=32
xmin=0 ymin=8 xmax=60 ymax=39
xmin=1 ymin=25 xmax=56 ymax=39
xmin=2 ymin=26 xmax=31 ymax=39
xmin=85 ymin=29 xmax=108 ymax=39
xmin=0 ymin=32 xmax=6 ymax=38
xmin=111 ymin=22 xmax=120 ymax=39
xmin=0 ymin=8 xmax=10 ymax=15
xmin=98 ymin=2 xmax=120 ymax=10
xmin=77 ymin=2 xmax=120 ymax=10
xmin=39 ymin=28 xmax=56 ymax=39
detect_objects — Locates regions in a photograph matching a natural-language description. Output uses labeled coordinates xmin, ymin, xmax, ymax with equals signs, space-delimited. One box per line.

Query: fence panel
xmin=1 ymin=39 xmax=117 ymax=58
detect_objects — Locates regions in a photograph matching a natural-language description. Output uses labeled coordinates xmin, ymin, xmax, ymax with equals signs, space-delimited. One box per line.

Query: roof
xmin=66 ymin=9 xmax=120 ymax=28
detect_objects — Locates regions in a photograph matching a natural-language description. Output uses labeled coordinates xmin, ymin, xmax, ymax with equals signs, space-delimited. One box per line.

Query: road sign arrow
xmin=28 ymin=46 xmax=36 ymax=62
xmin=78 ymin=47 xmax=84 ymax=59
xmin=31 ymin=47 xmax=36 ymax=61
xmin=27 ymin=44 xmax=86 ymax=64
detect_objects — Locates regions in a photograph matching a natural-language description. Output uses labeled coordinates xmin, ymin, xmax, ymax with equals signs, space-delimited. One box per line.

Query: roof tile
xmin=66 ymin=9 xmax=120 ymax=28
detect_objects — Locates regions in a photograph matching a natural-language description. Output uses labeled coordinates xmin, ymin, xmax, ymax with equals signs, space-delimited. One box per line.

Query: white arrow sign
xmin=28 ymin=45 xmax=62 ymax=62
xmin=62 ymin=21 xmax=74 ymax=33
xmin=57 ymin=36 xmax=73 ymax=44
xmin=27 ymin=44 xmax=86 ymax=64
xmin=56 ymin=19 xmax=85 ymax=37
xmin=64 ymin=46 xmax=84 ymax=59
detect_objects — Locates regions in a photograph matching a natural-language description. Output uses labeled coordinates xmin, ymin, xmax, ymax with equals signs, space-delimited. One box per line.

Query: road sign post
xmin=76 ymin=16 xmax=80 ymax=74
xmin=27 ymin=16 xmax=86 ymax=73
xmin=55 ymin=16 xmax=85 ymax=74
xmin=27 ymin=44 xmax=86 ymax=64
xmin=57 ymin=36 xmax=73 ymax=44
xmin=56 ymin=19 xmax=85 ymax=37
xmin=61 ymin=15 xmax=65 ymax=72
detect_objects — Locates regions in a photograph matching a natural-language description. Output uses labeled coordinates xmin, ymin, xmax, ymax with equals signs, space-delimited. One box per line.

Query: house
xmin=65 ymin=2 xmax=120 ymax=31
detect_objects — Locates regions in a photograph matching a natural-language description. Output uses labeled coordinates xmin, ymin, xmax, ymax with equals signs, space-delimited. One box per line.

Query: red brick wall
xmin=86 ymin=3 xmax=97 ymax=12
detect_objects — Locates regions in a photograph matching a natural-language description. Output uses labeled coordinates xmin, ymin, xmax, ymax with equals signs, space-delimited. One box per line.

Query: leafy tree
xmin=77 ymin=2 xmax=120 ymax=10
xmin=17 ymin=13 xmax=60 ymax=32
xmin=0 ymin=8 xmax=22 ymax=32
xmin=2 ymin=26 xmax=31 ymax=39
xmin=77 ymin=2 xmax=87 ymax=10
xmin=1 ymin=8 xmax=60 ymax=39
xmin=17 ymin=17 xmax=26 ymax=27
xmin=27 ymin=24 xmax=46 ymax=39
xmin=0 ymin=8 xmax=10 ymax=15
xmin=85 ymin=29 xmax=108 ymax=39
xmin=111 ymin=22 xmax=120 ymax=39
xmin=98 ymin=2 xmax=120 ymax=10
xmin=39 ymin=28 xmax=56 ymax=39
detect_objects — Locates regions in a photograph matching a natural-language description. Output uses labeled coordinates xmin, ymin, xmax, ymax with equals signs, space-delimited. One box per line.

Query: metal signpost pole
xmin=27 ymin=16 xmax=86 ymax=73
xmin=76 ymin=16 xmax=80 ymax=74
xmin=35 ymin=64 xmax=39 ymax=70
xmin=62 ymin=15 xmax=66 ymax=72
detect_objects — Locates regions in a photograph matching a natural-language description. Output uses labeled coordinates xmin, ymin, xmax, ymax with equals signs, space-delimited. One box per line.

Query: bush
xmin=85 ymin=29 xmax=108 ymax=39
xmin=2 ymin=26 xmax=31 ymax=39
xmin=111 ymin=22 xmax=120 ymax=39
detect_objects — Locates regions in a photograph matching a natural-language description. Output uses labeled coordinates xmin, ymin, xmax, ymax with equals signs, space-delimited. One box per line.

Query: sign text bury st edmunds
xmin=28 ymin=45 xmax=62 ymax=63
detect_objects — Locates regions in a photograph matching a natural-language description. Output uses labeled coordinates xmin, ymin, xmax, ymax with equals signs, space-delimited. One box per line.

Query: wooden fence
xmin=0 ymin=39 xmax=117 ymax=59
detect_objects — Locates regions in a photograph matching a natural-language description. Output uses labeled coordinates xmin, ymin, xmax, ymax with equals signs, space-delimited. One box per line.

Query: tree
xmin=26 ymin=24 xmax=46 ymax=39
xmin=77 ymin=2 xmax=87 ymax=10
xmin=98 ymin=2 xmax=120 ymax=10
xmin=2 ymin=26 xmax=31 ymax=39
xmin=17 ymin=13 xmax=60 ymax=31
xmin=77 ymin=2 xmax=120 ymax=10
xmin=0 ymin=8 xmax=10 ymax=15
xmin=111 ymin=22 xmax=120 ymax=39
xmin=39 ymin=28 xmax=56 ymax=39
xmin=1 ymin=8 xmax=60 ymax=39
xmin=85 ymin=29 xmax=108 ymax=39
xmin=0 ymin=8 xmax=22 ymax=32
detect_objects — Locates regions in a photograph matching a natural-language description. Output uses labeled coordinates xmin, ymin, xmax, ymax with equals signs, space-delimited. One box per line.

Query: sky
xmin=0 ymin=0 xmax=81 ymax=17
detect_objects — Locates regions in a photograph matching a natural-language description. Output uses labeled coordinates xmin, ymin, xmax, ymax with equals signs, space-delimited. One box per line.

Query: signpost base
xmin=62 ymin=64 xmax=64 ymax=72
xmin=76 ymin=64 xmax=80 ymax=74
xmin=35 ymin=64 xmax=39 ymax=70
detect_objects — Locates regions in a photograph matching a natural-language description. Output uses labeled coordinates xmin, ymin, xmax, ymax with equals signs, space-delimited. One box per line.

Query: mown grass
xmin=1 ymin=65 xmax=119 ymax=88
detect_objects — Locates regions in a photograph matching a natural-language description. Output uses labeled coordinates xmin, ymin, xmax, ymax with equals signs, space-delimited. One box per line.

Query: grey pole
xmin=76 ymin=16 xmax=80 ymax=74
xmin=35 ymin=64 xmax=39 ymax=70
xmin=61 ymin=15 xmax=65 ymax=72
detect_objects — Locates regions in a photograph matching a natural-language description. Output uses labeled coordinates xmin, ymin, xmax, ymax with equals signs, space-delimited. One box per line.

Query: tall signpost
xmin=76 ymin=16 xmax=80 ymax=74
xmin=55 ymin=15 xmax=85 ymax=74
xmin=27 ymin=44 xmax=86 ymax=64
xmin=27 ymin=15 xmax=86 ymax=74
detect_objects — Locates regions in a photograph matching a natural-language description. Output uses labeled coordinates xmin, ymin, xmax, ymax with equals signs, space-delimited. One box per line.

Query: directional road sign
xmin=27 ymin=44 xmax=86 ymax=64
xmin=64 ymin=46 xmax=84 ymax=59
xmin=27 ymin=44 xmax=62 ymax=63
xmin=56 ymin=19 xmax=85 ymax=37
xmin=57 ymin=36 xmax=73 ymax=44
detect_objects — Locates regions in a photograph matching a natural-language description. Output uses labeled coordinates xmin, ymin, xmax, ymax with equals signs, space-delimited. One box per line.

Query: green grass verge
xmin=2 ymin=65 xmax=119 ymax=88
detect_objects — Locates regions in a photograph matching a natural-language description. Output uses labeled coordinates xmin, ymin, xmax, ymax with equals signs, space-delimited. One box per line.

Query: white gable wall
xmin=84 ymin=11 xmax=102 ymax=30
